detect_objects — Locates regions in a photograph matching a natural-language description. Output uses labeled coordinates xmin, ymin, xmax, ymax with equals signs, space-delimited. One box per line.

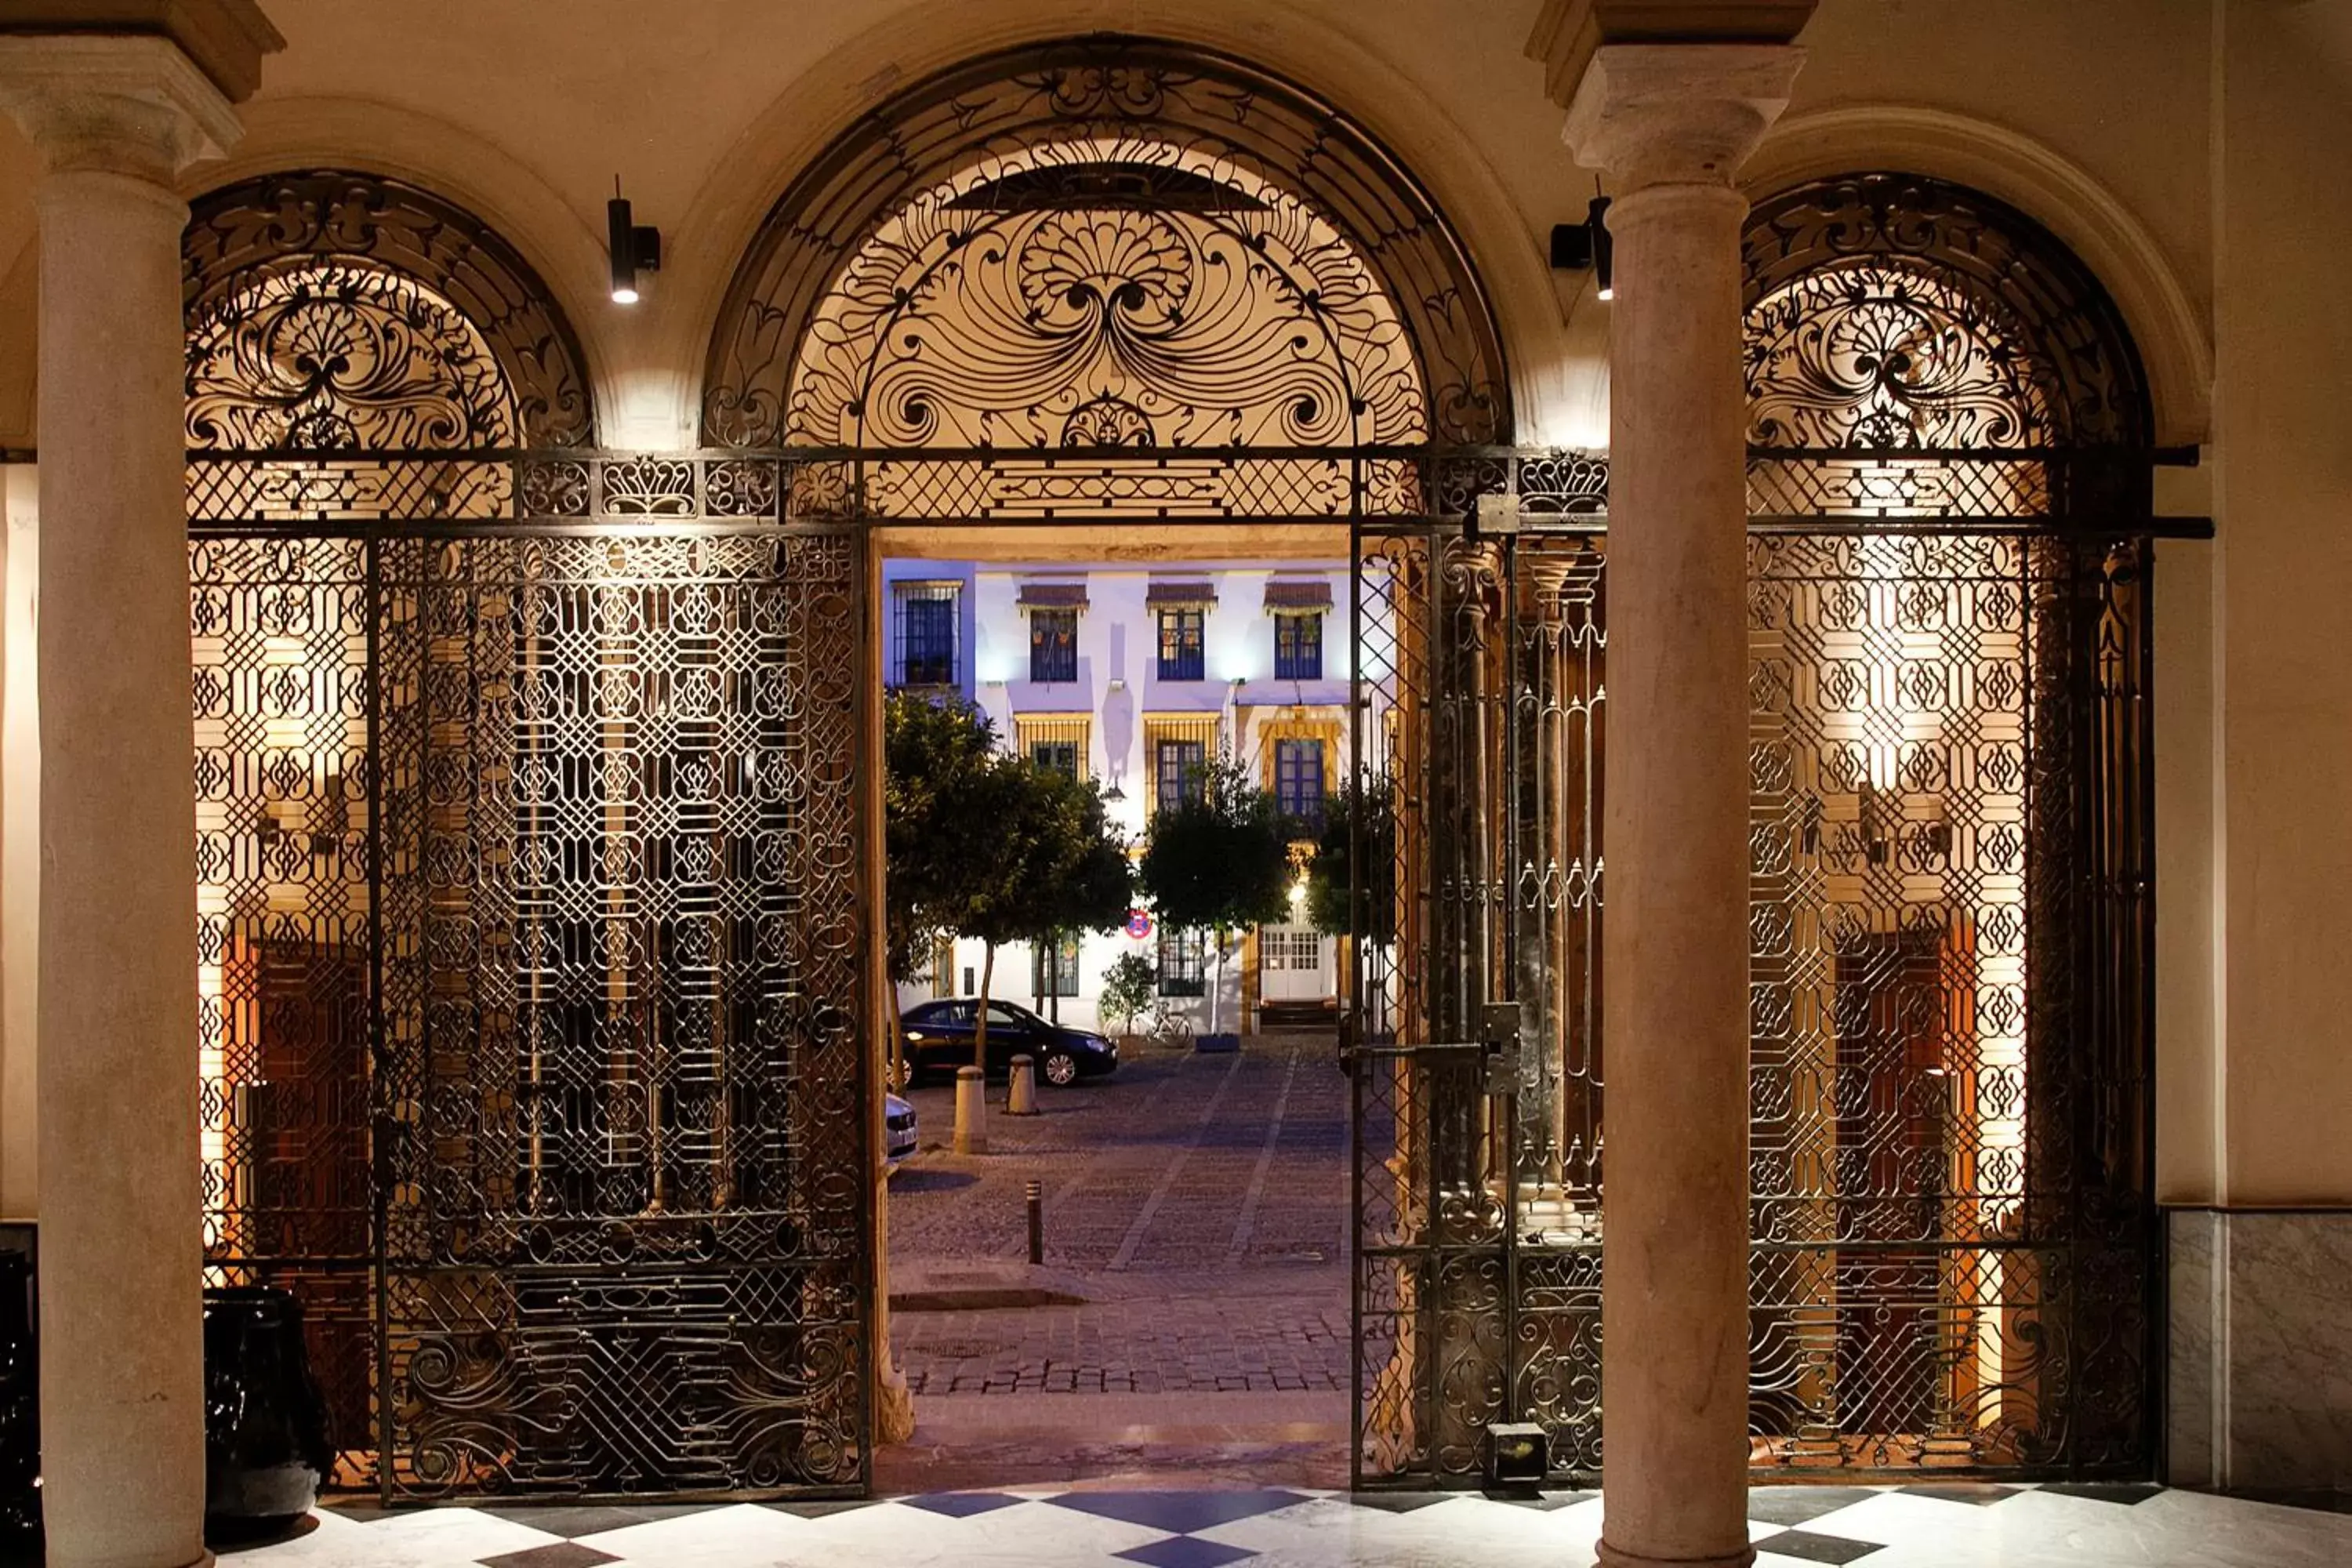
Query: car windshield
xmin=987 ymin=1001 xmax=1041 ymax=1028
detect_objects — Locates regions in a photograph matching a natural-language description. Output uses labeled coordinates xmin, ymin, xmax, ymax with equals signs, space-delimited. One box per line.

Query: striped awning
xmin=1145 ymin=579 xmax=1218 ymax=606
xmin=1018 ymin=581 xmax=1091 ymax=609
xmin=1262 ymin=579 xmax=1333 ymax=610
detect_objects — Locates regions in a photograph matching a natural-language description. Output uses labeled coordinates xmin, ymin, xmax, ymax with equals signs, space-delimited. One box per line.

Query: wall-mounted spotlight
xmin=608 ymin=178 xmax=661 ymax=305
xmin=1547 ymin=186 xmax=1613 ymax=302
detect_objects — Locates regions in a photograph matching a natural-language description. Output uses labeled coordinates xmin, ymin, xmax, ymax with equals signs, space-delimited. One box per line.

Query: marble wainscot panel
xmin=2171 ymin=1207 xmax=2352 ymax=1488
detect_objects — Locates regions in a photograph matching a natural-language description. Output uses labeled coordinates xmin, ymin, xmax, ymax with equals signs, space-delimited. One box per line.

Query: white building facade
xmin=884 ymin=557 xmax=1377 ymax=1035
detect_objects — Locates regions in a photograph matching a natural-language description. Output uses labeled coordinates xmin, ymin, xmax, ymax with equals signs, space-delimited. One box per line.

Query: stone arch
xmin=702 ymin=34 xmax=1513 ymax=450
xmin=183 ymin=169 xmax=598 ymax=448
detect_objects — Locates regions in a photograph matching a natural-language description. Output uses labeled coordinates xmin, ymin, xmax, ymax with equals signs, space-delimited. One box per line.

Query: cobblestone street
xmin=880 ymin=1033 xmax=1354 ymax=1488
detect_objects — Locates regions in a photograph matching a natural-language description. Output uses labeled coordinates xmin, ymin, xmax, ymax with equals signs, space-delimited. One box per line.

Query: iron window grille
xmin=1157 ymin=607 xmax=1205 ymax=681
xmin=1157 ymin=927 xmax=1207 ymax=996
xmin=1030 ymin=739 xmax=1080 ymax=779
xmin=1275 ymin=738 xmax=1326 ymax=827
xmin=895 ymin=584 xmax=959 ymax=687
xmin=1032 ymin=932 xmax=1083 ymax=998
xmin=1274 ymin=611 xmax=1323 ymax=680
xmin=1029 ymin=608 xmax=1079 ymax=683
xmin=1155 ymin=739 xmax=1207 ymax=810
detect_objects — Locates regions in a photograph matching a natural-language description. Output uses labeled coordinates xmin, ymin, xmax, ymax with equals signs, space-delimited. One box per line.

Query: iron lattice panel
xmin=191 ymin=533 xmax=381 ymax=1487
xmin=375 ymin=530 xmax=866 ymax=1498
xmin=194 ymin=521 xmax=872 ymax=1501
xmin=1348 ymin=521 xmax=2152 ymax=1487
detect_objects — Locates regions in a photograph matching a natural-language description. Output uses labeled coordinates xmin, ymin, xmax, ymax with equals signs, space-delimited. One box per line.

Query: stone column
xmin=1563 ymin=45 xmax=1802 ymax=1568
xmin=0 ymin=36 xmax=241 ymax=1568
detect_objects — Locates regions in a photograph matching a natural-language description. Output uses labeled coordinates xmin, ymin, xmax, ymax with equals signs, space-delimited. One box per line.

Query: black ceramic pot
xmin=0 ymin=1251 xmax=37 ymax=1548
xmin=202 ymin=1286 xmax=332 ymax=1541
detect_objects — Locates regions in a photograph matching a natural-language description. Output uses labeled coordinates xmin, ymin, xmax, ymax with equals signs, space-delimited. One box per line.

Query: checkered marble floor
xmin=216 ymin=1483 xmax=2352 ymax=1567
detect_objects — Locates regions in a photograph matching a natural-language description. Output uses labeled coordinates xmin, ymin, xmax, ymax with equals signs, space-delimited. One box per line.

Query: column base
xmin=1597 ymin=1541 xmax=1755 ymax=1568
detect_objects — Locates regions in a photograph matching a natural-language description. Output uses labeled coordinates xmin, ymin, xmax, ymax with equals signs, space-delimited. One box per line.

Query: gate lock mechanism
xmin=1480 ymin=1001 xmax=1522 ymax=1098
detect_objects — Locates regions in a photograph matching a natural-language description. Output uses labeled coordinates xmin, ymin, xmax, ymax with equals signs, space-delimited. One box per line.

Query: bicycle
xmin=1147 ymin=1001 xmax=1197 ymax=1052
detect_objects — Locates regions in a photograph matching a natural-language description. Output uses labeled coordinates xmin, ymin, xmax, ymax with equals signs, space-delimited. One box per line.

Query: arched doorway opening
xmin=700 ymin=34 xmax=1550 ymax=1494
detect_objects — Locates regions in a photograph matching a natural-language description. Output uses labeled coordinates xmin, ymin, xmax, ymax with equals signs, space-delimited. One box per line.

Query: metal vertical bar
xmin=365 ymin=524 xmax=391 ymax=1507
xmin=1348 ymin=465 xmax=1367 ymax=1488
xmin=1499 ymin=524 xmax=1523 ymax=1428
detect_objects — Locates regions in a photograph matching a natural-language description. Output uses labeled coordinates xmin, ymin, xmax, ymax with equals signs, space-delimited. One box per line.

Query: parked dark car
xmin=899 ymin=998 xmax=1119 ymax=1087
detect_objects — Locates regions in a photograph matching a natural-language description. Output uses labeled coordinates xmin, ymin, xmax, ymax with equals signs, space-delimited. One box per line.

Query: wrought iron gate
xmin=194 ymin=456 xmax=873 ymax=1501
xmin=1347 ymin=451 xmax=2166 ymax=1487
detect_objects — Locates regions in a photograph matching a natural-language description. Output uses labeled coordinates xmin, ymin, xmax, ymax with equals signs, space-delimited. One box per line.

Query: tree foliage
xmin=882 ymin=690 xmax=1000 ymax=983
xmin=1305 ymin=778 xmax=1396 ymax=943
xmin=1138 ymin=751 xmax=1290 ymax=938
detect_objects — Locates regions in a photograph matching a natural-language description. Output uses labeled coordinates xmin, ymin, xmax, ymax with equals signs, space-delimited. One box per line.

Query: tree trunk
xmin=974 ymin=941 xmax=996 ymax=1072
xmin=1208 ymin=928 xmax=1225 ymax=1036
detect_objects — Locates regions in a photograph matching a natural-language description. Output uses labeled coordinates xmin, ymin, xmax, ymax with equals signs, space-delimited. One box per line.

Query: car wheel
xmin=1041 ymin=1049 xmax=1079 ymax=1087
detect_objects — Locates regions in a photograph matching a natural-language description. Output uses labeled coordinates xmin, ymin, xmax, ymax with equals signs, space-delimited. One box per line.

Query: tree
xmin=1097 ymin=952 xmax=1158 ymax=1039
xmin=883 ymin=690 xmax=1000 ymax=1088
xmin=946 ymin=753 xmax=1135 ymax=1072
xmin=1137 ymin=752 xmax=1290 ymax=1036
xmin=1305 ymin=778 xmax=1396 ymax=943
xmin=1305 ymin=777 xmax=1399 ymax=1036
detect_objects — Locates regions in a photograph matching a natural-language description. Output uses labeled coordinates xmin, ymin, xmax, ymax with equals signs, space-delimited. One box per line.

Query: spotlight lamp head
xmin=1588 ymin=193 xmax=1614 ymax=302
xmin=1548 ymin=191 xmax=1614 ymax=303
xmin=608 ymin=179 xmax=662 ymax=305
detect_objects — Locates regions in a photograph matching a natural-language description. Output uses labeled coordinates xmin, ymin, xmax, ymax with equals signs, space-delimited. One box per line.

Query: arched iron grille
xmin=1345 ymin=172 xmax=2163 ymax=1486
xmin=704 ymin=34 xmax=1511 ymax=453
xmin=1737 ymin=173 xmax=2158 ymax=1475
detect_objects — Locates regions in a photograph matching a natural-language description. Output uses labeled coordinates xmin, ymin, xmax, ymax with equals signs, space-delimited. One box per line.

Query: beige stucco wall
xmin=0 ymin=0 xmax=2346 ymax=1207
xmin=2207 ymin=0 xmax=2352 ymax=1206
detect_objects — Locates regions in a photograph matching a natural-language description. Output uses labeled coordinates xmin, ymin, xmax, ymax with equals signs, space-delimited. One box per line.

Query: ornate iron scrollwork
xmin=185 ymin=170 xmax=596 ymax=449
xmin=704 ymin=36 xmax=1510 ymax=451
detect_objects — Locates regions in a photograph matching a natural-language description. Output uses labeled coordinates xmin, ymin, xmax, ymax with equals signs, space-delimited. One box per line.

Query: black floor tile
xmin=900 ymin=1491 xmax=1028 ymax=1519
xmin=2039 ymin=1483 xmax=2164 ymax=1507
xmin=1895 ymin=1483 xmax=2021 ymax=1507
xmin=1112 ymin=1538 xmax=1261 ymax=1568
xmin=1487 ymin=1488 xmax=1594 ymax=1511
xmin=481 ymin=1504 xmax=716 ymax=1538
xmin=1746 ymin=1486 xmax=1881 ymax=1526
xmin=1050 ymin=1490 xmax=1308 ymax=1534
xmin=763 ymin=1497 xmax=884 ymax=1518
xmin=1753 ymin=1526 xmax=1886 ymax=1564
xmin=477 ymin=1544 xmax=622 ymax=1568
xmin=1345 ymin=1491 xmax=1454 ymax=1514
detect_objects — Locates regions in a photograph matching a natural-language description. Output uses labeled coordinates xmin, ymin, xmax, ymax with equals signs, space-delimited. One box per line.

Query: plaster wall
xmin=2209 ymin=0 xmax=2352 ymax=1207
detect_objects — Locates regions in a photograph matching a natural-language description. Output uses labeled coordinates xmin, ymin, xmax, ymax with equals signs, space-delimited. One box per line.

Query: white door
xmin=1258 ymin=924 xmax=1331 ymax=1003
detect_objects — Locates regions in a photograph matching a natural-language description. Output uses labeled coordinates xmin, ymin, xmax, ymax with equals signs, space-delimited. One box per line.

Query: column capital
xmin=0 ymin=33 xmax=241 ymax=183
xmin=1563 ymin=43 xmax=1805 ymax=191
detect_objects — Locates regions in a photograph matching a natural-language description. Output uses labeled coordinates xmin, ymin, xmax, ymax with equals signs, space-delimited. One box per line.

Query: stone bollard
xmin=953 ymin=1065 xmax=989 ymax=1154
xmin=1007 ymin=1054 xmax=1039 ymax=1116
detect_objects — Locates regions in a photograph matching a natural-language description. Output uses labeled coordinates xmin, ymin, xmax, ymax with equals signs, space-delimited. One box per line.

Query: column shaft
xmin=1597 ymin=179 xmax=1755 ymax=1568
xmin=34 ymin=165 xmax=210 ymax=1568
xmin=1562 ymin=42 xmax=1805 ymax=1568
